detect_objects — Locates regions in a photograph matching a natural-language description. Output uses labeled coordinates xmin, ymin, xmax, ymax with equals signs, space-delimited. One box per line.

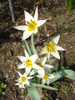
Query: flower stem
xmin=23 ymin=40 xmax=31 ymax=56
xmin=31 ymin=33 xmax=37 ymax=55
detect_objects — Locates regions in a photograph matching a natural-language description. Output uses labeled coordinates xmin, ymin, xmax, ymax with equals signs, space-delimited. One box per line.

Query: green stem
xmin=23 ymin=40 xmax=31 ymax=56
xmin=31 ymin=33 xmax=37 ymax=54
xmin=30 ymin=0 xmax=37 ymax=55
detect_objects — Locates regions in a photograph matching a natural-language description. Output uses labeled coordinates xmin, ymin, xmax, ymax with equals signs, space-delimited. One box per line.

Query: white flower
xmin=17 ymin=49 xmax=41 ymax=75
xmin=36 ymin=70 xmax=54 ymax=85
xmin=40 ymin=35 xmax=65 ymax=60
xmin=15 ymin=72 xmax=33 ymax=88
xmin=44 ymin=59 xmax=55 ymax=73
xmin=13 ymin=6 xmax=47 ymax=40
xmin=30 ymin=57 xmax=54 ymax=76
xmin=15 ymin=79 xmax=25 ymax=89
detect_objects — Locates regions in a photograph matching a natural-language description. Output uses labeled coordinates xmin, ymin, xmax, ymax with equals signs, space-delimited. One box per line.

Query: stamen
xmin=28 ymin=20 xmax=37 ymax=32
xmin=44 ymin=74 xmax=49 ymax=80
xmin=25 ymin=59 xmax=33 ymax=67
xmin=19 ymin=81 xmax=22 ymax=86
xmin=36 ymin=62 xmax=43 ymax=68
xmin=45 ymin=61 xmax=49 ymax=64
xmin=46 ymin=42 xmax=55 ymax=52
xmin=22 ymin=76 xmax=26 ymax=82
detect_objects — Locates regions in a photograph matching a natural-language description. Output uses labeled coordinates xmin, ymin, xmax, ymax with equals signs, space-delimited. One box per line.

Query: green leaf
xmin=65 ymin=0 xmax=75 ymax=12
xmin=28 ymin=86 xmax=41 ymax=100
xmin=68 ymin=0 xmax=73 ymax=12
xmin=3 ymin=84 xmax=7 ymax=88
xmin=49 ymin=70 xmax=66 ymax=83
xmin=30 ymin=83 xmax=58 ymax=90
xmin=1 ymin=82 xmax=4 ymax=88
xmin=49 ymin=70 xmax=75 ymax=83
xmin=53 ymin=66 xmax=59 ymax=72
xmin=0 ymin=88 xmax=2 ymax=93
xmin=64 ymin=70 xmax=75 ymax=80
xmin=2 ymin=91 xmax=6 ymax=95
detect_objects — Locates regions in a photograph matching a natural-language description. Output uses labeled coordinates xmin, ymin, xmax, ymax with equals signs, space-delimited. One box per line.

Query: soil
xmin=0 ymin=0 xmax=75 ymax=100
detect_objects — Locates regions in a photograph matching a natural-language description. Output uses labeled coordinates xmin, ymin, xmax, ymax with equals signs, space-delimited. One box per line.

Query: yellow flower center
xmin=44 ymin=74 xmax=49 ymax=80
xmin=28 ymin=20 xmax=37 ymax=32
xmin=19 ymin=81 xmax=22 ymax=86
xmin=46 ymin=42 xmax=55 ymax=52
xmin=22 ymin=76 xmax=26 ymax=82
xmin=36 ymin=62 xmax=43 ymax=68
xmin=45 ymin=61 xmax=49 ymax=64
xmin=25 ymin=59 xmax=33 ymax=67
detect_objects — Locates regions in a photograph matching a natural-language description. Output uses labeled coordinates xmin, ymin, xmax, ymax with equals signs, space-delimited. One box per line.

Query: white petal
xmin=33 ymin=63 xmax=42 ymax=70
xmin=39 ymin=47 xmax=47 ymax=55
xmin=47 ymin=52 xmax=50 ymax=61
xmin=28 ymin=77 xmax=33 ymax=80
xmin=17 ymin=63 xmax=22 ymax=67
xmin=24 ymin=10 xmax=33 ymax=24
xmin=22 ymin=31 xmax=33 ymax=40
xmin=15 ymin=78 xmax=20 ymax=82
xmin=17 ymin=72 xmax=22 ymax=77
xmin=38 ymin=69 xmax=44 ymax=77
xmin=37 ymin=19 xmax=47 ymax=27
xmin=13 ymin=26 xmax=27 ymax=31
xmin=18 ymin=63 xmax=26 ymax=69
xmin=34 ymin=6 xmax=38 ymax=21
xmin=51 ymin=35 xmax=60 ymax=44
xmin=30 ymin=70 xmax=36 ymax=75
xmin=36 ymin=75 xmax=43 ymax=78
xmin=51 ymin=50 xmax=60 ymax=59
xmin=42 ymin=79 xmax=46 ymax=84
xmin=15 ymin=83 xmax=19 ymax=86
xmin=36 ymin=58 xmax=40 ymax=62
xmin=41 ymin=57 xmax=47 ymax=65
xmin=26 ymin=80 xmax=29 ymax=86
xmin=47 ymin=79 xmax=49 ymax=85
xmin=55 ymin=46 xmax=65 ymax=51
xmin=30 ymin=54 xmax=38 ymax=63
xmin=17 ymin=56 xmax=26 ymax=63
xmin=21 ymin=84 xmax=25 ymax=89
xmin=44 ymin=64 xmax=54 ymax=69
xmin=49 ymin=59 xmax=55 ymax=64
xmin=24 ymin=49 xmax=29 ymax=58
xmin=26 ymin=67 xmax=31 ymax=75
xmin=49 ymin=74 xmax=55 ymax=79
xmin=45 ymin=69 xmax=51 ymax=73
xmin=34 ymin=28 xmax=38 ymax=34
xmin=23 ymin=73 xmax=26 ymax=76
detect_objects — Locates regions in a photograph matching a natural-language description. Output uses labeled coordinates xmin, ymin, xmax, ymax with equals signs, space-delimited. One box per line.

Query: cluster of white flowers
xmin=15 ymin=6 xmax=65 ymax=88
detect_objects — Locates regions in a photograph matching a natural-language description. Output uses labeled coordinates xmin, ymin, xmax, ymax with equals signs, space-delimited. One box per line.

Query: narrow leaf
xmin=30 ymin=83 xmax=58 ymax=90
